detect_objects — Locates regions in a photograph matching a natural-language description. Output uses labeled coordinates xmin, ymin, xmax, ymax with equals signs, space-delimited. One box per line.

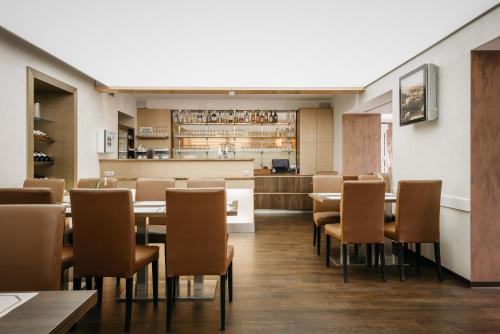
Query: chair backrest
xmin=358 ymin=174 xmax=380 ymax=181
xmin=77 ymin=178 xmax=118 ymax=189
xmin=135 ymin=178 xmax=176 ymax=201
xmin=343 ymin=175 xmax=359 ymax=181
xmin=0 ymin=205 xmax=65 ymax=291
xmin=340 ymin=181 xmax=386 ymax=244
xmin=312 ymin=175 xmax=343 ymax=213
xmin=0 ymin=188 xmax=55 ymax=204
xmin=23 ymin=179 xmax=65 ymax=203
xmin=395 ymin=180 xmax=442 ymax=242
xmin=166 ymin=188 xmax=227 ymax=276
xmin=187 ymin=178 xmax=225 ymax=188
xmin=70 ymin=189 xmax=136 ymax=278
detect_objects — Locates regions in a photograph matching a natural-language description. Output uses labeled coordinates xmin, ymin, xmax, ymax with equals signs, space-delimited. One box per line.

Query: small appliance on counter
xmin=271 ymin=159 xmax=290 ymax=173
xmin=153 ymin=148 xmax=170 ymax=159
xmin=135 ymin=145 xmax=148 ymax=159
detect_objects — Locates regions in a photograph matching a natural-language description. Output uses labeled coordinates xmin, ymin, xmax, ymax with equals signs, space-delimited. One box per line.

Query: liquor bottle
xmin=202 ymin=111 xmax=207 ymax=123
xmin=211 ymin=111 xmax=217 ymax=123
xmin=259 ymin=112 xmax=265 ymax=123
xmin=244 ymin=111 xmax=249 ymax=123
xmin=251 ymin=111 xmax=255 ymax=123
xmin=274 ymin=111 xmax=279 ymax=123
xmin=229 ymin=110 xmax=234 ymax=123
xmin=264 ymin=111 xmax=269 ymax=123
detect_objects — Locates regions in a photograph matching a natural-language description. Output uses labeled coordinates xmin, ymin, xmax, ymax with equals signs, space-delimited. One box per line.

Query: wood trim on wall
xmin=26 ymin=67 xmax=77 ymax=187
xmin=95 ymin=86 xmax=364 ymax=95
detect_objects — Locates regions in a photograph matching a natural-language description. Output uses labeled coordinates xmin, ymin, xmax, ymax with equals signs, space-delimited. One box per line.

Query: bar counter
xmin=99 ymin=158 xmax=255 ymax=232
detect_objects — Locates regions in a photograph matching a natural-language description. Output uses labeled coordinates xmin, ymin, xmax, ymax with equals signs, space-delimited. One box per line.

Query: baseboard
xmin=469 ymin=281 xmax=500 ymax=287
xmin=404 ymin=247 xmax=471 ymax=287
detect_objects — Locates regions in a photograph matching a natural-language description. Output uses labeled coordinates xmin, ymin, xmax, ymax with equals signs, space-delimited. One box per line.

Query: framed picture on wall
xmin=399 ymin=63 xmax=439 ymax=126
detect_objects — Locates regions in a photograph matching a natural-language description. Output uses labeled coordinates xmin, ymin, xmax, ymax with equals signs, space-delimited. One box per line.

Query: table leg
xmin=176 ymin=275 xmax=218 ymax=300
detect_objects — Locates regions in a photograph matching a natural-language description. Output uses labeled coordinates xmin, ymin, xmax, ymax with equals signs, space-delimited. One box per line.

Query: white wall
xmin=331 ymin=6 xmax=500 ymax=280
xmin=0 ymin=30 xmax=132 ymax=185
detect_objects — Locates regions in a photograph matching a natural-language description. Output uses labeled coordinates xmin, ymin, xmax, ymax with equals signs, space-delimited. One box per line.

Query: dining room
xmin=1 ymin=1 xmax=500 ymax=333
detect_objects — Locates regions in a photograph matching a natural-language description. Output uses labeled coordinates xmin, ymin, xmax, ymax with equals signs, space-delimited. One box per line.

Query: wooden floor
xmin=75 ymin=212 xmax=500 ymax=333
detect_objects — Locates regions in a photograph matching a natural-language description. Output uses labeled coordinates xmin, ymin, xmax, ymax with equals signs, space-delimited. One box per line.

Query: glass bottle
xmin=211 ymin=111 xmax=217 ymax=123
xmin=264 ymin=111 xmax=269 ymax=123
xmin=259 ymin=112 xmax=265 ymax=123
xmin=244 ymin=111 xmax=249 ymax=123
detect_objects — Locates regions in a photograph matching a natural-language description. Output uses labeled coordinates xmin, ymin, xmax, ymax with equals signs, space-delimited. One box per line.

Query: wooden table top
xmin=309 ymin=192 xmax=397 ymax=203
xmin=0 ymin=291 xmax=97 ymax=334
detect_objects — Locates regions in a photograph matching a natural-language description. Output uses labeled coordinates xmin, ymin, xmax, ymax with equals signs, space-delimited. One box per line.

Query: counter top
xmin=100 ymin=159 xmax=255 ymax=162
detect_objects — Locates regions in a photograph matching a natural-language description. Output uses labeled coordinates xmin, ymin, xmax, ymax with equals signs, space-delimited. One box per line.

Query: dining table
xmin=63 ymin=198 xmax=239 ymax=301
xmin=0 ymin=291 xmax=96 ymax=334
xmin=309 ymin=192 xmax=397 ymax=203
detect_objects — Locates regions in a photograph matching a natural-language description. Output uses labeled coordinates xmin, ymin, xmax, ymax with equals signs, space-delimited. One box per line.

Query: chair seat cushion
xmin=313 ymin=212 xmax=340 ymax=226
xmin=134 ymin=245 xmax=160 ymax=272
xmin=62 ymin=246 xmax=73 ymax=270
xmin=384 ymin=223 xmax=397 ymax=240
xmin=324 ymin=223 xmax=342 ymax=240
xmin=148 ymin=225 xmax=166 ymax=235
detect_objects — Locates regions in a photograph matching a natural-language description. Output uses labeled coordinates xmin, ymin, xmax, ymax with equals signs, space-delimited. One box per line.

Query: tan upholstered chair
xmin=77 ymin=178 xmax=118 ymax=189
xmin=324 ymin=181 xmax=387 ymax=282
xmin=384 ymin=180 xmax=443 ymax=281
xmin=0 ymin=204 xmax=65 ymax=291
xmin=312 ymin=175 xmax=342 ymax=255
xmin=70 ymin=189 xmax=159 ymax=331
xmin=358 ymin=174 xmax=380 ymax=181
xmin=135 ymin=178 xmax=175 ymax=244
xmin=0 ymin=188 xmax=73 ymax=275
xmin=342 ymin=175 xmax=359 ymax=181
xmin=23 ymin=178 xmax=65 ymax=203
xmin=359 ymin=174 xmax=394 ymax=222
xmin=165 ymin=188 xmax=234 ymax=331
xmin=187 ymin=178 xmax=225 ymax=188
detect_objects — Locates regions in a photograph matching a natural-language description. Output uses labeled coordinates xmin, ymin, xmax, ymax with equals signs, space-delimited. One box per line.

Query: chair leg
xmin=86 ymin=277 xmax=93 ymax=290
xmin=398 ymin=242 xmax=405 ymax=281
xmin=95 ymin=277 xmax=103 ymax=304
xmin=316 ymin=225 xmax=321 ymax=255
xmin=73 ymin=277 xmax=81 ymax=290
xmin=342 ymin=244 xmax=349 ymax=283
xmin=313 ymin=223 xmax=317 ymax=246
xmin=125 ymin=277 xmax=133 ymax=332
xmin=434 ymin=242 xmax=444 ymax=281
xmin=379 ymin=244 xmax=387 ymax=282
xmin=374 ymin=244 xmax=380 ymax=267
xmin=172 ymin=276 xmax=177 ymax=306
xmin=166 ymin=277 xmax=172 ymax=331
xmin=366 ymin=243 xmax=372 ymax=266
xmin=116 ymin=277 xmax=121 ymax=286
xmin=152 ymin=260 xmax=159 ymax=305
xmin=415 ymin=243 xmax=421 ymax=272
xmin=325 ymin=235 xmax=331 ymax=267
xmin=228 ymin=262 xmax=233 ymax=302
xmin=220 ymin=274 xmax=226 ymax=330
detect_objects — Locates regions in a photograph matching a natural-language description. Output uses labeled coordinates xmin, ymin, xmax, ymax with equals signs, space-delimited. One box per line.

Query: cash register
xmin=271 ymin=159 xmax=290 ymax=174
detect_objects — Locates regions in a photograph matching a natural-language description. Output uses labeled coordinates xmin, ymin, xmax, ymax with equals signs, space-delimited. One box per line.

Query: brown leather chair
xmin=0 ymin=204 xmax=65 ymax=291
xmin=70 ymin=189 xmax=159 ymax=331
xmin=23 ymin=178 xmax=65 ymax=203
xmin=359 ymin=174 xmax=394 ymax=223
xmin=342 ymin=175 xmax=359 ymax=181
xmin=324 ymin=181 xmax=387 ymax=282
xmin=0 ymin=188 xmax=73 ymax=275
xmin=165 ymin=188 xmax=234 ymax=331
xmin=187 ymin=178 xmax=225 ymax=188
xmin=77 ymin=177 xmax=118 ymax=189
xmin=312 ymin=175 xmax=342 ymax=255
xmin=135 ymin=178 xmax=175 ymax=244
xmin=384 ymin=180 xmax=443 ymax=281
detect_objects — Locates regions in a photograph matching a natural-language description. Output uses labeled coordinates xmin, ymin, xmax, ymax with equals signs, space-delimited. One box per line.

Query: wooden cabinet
xmin=298 ymin=108 xmax=334 ymax=174
xmin=254 ymin=175 xmax=313 ymax=210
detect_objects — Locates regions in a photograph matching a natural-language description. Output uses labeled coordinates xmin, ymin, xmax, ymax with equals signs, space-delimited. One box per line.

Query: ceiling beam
xmin=94 ymin=85 xmax=364 ymax=95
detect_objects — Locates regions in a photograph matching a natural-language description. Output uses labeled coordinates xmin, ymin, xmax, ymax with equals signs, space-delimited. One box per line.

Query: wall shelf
xmin=34 ymin=135 xmax=55 ymax=144
xmin=33 ymin=116 xmax=53 ymax=123
xmin=136 ymin=135 xmax=169 ymax=139
xmin=34 ymin=160 xmax=55 ymax=167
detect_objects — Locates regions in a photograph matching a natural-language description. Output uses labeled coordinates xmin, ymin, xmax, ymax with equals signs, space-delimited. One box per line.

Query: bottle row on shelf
xmin=174 ymin=142 xmax=294 ymax=153
xmin=34 ymin=151 xmax=54 ymax=162
xmin=174 ymin=126 xmax=296 ymax=138
xmin=173 ymin=110 xmax=296 ymax=124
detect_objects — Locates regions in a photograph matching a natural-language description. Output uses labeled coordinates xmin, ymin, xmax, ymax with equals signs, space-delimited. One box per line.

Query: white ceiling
xmin=0 ymin=0 xmax=498 ymax=88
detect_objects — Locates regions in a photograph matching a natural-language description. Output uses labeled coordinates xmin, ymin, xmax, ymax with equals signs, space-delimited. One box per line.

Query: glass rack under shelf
xmin=171 ymin=110 xmax=298 ymax=168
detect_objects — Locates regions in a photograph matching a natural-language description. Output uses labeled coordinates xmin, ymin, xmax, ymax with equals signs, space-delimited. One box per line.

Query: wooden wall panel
xmin=137 ymin=108 xmax=171 ymax=148
xmin=342 ymin=114 xmax=381 ymax=175
xmin=471 ymin=50 xmax=500 ymax=282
